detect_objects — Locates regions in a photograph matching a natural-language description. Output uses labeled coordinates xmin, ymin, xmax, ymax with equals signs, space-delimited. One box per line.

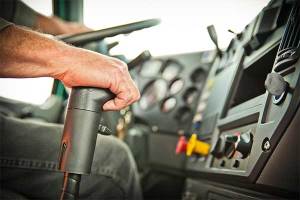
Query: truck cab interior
xmin=0 ymin=0 xmax=299 ymax=199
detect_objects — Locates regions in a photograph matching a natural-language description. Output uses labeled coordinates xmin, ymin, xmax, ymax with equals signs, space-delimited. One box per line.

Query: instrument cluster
xmin=132 ymin=52 xmax=214 ymax=134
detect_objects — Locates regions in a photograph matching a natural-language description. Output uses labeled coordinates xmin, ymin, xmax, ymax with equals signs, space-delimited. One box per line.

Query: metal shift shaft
xmin=59 ymin=87 xmax=114 ymax=200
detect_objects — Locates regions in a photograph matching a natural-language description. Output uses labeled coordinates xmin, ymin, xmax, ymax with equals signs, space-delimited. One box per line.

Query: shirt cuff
xmin=13 ymin=0 xmax=37 ymax=28
xmin=0 ymin=18 xmax=12 ymax=31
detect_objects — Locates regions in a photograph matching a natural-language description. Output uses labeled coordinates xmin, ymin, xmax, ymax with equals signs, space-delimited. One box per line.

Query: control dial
xmin=235 ymin=131 xmax=253 ymax=159
xmin=211 ymin=134 xmax=237 ymax=159
xmin=211 ymin=131 xmax=253 ymax=159
xmin=265 ymin=73 xmax=287 ymax=96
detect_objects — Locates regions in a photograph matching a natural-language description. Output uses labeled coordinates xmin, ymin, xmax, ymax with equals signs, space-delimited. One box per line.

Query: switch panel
xmin=210 ymin=123 xmax=256 ymax=171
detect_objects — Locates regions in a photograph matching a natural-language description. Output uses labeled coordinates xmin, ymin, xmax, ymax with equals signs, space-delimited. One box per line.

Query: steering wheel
xmin=57 ymin=18 xmax=160 ymax=46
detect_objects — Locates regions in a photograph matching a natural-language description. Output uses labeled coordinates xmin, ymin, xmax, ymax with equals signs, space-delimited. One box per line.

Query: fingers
xmin=103 ymin=62 xmax=140 ymax=111
xmin=103 ymin=91 xmax=131 ymax=111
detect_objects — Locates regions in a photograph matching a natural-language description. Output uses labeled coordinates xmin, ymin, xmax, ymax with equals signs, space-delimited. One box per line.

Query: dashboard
xmin=0 ymin=0 xmax=298 ymax=199
xmin=127 ymin=0 xmax=300 ymax=199
xmin=132 ymin=52 xmax=214 ymax=135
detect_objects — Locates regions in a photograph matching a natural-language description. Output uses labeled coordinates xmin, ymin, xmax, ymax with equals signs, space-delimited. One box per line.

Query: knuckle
xmin=136 ymin=91 xmax=141 ymax=100
xmin=118 ymin=63 xmax=128 ymax=72
xmin=132 ymin=91 xmax=140 ymax=101
xmin=120 ymin=94 xmax=131 ymax=104
xmin=133 ymin=86 xmax=141 ymax=100
xmin=126 ymin=93 xmax=133 ymax=102
xmin=113 ymin=59 xmax=128 ymax=72
xmin=117 ymin=102 xmax=127 ymax=109
xmin=112 ymin=67 xmax=123 ymax=79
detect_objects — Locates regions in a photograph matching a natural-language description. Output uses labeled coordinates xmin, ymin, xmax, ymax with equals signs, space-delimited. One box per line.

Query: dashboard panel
xmin=132 ymin=52 xmax=214 ymax=135
xmin=182 ymin=0 xmax=299 ymax=199
xmin=125 ymin=0 xmax=299 ymax=199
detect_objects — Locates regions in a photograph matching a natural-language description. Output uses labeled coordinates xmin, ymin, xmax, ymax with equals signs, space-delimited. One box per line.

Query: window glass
xmin=84 ymin=0 xmax=270 ymax=58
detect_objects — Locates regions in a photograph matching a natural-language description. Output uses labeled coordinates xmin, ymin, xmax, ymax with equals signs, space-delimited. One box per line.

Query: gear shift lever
xmin=58 ymin=87 xmax=114 ymax=200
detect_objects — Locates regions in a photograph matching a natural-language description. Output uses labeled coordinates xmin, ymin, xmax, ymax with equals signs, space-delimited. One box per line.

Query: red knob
xmin=176 ymin=136 xmax=187 ymax=154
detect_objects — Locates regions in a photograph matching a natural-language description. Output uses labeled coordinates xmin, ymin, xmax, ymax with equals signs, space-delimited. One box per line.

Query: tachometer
xmin=175 ymin=106 xmax=192 ymax=122
xmin=162 ymin=60 xmax=183 ymax=81
xmin=190 ymin=67 xmax=206 ymax=83
xmin=161 ymin=97 xmax=177 ymax=113
xmin=169 ymin=78 xmax=184 ymax=95
xmin=183 ymin=87 xmax=198 ymax=104
xmin=139 ymin=79 xmax=168 ymax=110
xmin=140 ymin=60 xmax=163 ymax=77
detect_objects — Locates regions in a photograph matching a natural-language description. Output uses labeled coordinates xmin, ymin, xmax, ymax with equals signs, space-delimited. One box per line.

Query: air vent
xmin=274 ymin=2 xmax=300 ymax=72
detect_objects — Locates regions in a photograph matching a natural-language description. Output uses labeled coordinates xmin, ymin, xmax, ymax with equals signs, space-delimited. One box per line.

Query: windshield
xmin=84 ymin=0 xmax=270 ymax=57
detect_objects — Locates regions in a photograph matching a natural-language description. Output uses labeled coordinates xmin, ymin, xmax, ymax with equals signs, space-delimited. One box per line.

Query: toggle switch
xmin=211 ymin=134 xmax=238 ymax=159
xmin=186 ymin=134 xmax=210 ymax=156
xmin=211 ymin=131 xmax=253 ymax=159
xmin=265 ymin=73 xmax=289 ymax=105
xmin=265 ymin=73 xmax=288 ymax=96
xmin=235 ymin=131 xmax=253 ymax=159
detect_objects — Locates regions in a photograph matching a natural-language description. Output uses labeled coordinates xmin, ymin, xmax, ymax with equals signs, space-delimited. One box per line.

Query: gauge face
xmin=183 ymin=87 xmax=198 ymax=104
xmin=175 ymin=106 xmax=192 ymax=122
xmin=162 ymin=61 xmax=182 ymax=81
xmin=190 ymin=68 xmax=206 ymax=83
xmin=139 ymin=79 xmax=168 ymax=110
xmin=161 ymin=97 xmax=177 ymax=113
xmin=169 ymin=78 xmax=184 ymax=95
xmin=140 ymin=60 xmax=163 ymax=77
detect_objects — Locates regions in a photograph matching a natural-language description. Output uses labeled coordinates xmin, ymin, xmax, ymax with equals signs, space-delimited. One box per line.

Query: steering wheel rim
xmin=57 ymin=18 xmax=160 ymax=46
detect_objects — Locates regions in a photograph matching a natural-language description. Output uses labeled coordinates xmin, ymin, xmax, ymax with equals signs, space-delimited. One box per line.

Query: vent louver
xmin=274 ymin=1 xmax=300 ymax=72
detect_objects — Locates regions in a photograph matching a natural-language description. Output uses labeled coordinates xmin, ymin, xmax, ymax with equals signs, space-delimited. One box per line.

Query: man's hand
xmin=0 ymin=25 xmax=140 ymax=111
xmin=55 ymin=48 xmax=140 ymax=111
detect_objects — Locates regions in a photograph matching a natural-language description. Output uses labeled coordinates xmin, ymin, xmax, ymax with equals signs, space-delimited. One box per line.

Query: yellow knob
xmin=186 ymin=134 xmax=210 ymax=156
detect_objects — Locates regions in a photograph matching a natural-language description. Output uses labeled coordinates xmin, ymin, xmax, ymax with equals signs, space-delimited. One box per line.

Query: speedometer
xmin=139 ymin=79 xmax=168 ymax=110
xmin=140 ymin=60 xmax=163 ymax=77
xmin=169 ymin=78 xmax=184 ymax=95
xmin=190 ymin=68 xmax=206 ymax=83
xmin=162 ymin=60 xmax=183 ymax=81
xmin=161 ymin=97 xmax=177 ymax=113
xmin=183 ymin=87 xmax=198 ymax=104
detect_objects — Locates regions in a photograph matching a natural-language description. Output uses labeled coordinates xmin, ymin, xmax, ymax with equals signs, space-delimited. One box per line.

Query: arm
xmin=35 ymin=15 xmax=91 ymax=35
xmin=0 ymin=24 xmax=140 ymax=110
xmin=0 ymin=0 xmax=90 ymax=35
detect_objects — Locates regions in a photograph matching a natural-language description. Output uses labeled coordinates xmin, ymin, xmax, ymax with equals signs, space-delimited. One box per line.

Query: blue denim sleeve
xmin=13 ymin=0 xmax=37 ymax=28
xmin=0 ymin=18 xmax=12 ymax=31
xmin=0 ymin=0 xmax=37 ymax=28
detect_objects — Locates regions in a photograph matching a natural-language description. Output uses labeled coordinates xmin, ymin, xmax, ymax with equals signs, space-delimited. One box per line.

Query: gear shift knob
xmin=59 ymin=87 xmax=114 ymax=174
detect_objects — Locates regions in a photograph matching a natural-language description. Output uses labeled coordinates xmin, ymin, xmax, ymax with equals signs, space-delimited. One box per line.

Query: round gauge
xmin=183 ymin=87 xmax=198 ymax=104
xmin=140 ymin=60 xmax=163 ymax=77
xmin=190 ymin=68 xmax=206 ymax=83
xmin=175 ymin=106 xmax=192 ymax=122
xmin=161 ymin=97 xmax=177 ymax=113
xmin=162 ymin=61 xmax=182 ymax=81
xmin=169 ymin=78 xmax=184 ymax=95
xmin=139 ymin=79 xmax=168 ymax=110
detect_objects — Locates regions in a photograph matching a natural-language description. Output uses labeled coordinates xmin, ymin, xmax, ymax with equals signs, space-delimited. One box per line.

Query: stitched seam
xmin=0 ymin=157 xmax=58 ymax=171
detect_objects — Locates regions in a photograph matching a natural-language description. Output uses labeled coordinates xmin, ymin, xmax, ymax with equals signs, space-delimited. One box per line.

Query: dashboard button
xmin=211 ymin=134 xmax=238 ymax=159
xmin=236 ymin=131 xmax=253 ymax=159
xmin=175 ymin=136 xmax=188 ymax=154
xmin=224 ymin=135 xmax=238 ymax=159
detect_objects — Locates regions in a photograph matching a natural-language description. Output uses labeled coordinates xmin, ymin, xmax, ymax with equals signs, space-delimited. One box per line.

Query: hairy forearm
xmin=0 ymin=24 xmax=140 ymax=110
xmin=35 ymin=14 xmax=66 ymax=35
xmin=0 ymin=25 xmax=71 ymax=79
